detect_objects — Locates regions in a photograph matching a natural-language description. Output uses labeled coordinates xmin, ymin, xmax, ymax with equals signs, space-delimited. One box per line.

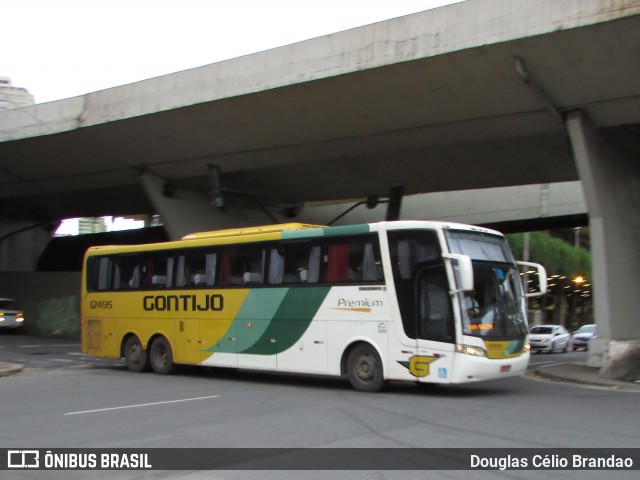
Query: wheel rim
xmin=355 ymin=354 xmax=376 ymax=382
xmin=128 ymin=344 xmax=142 ymax=364
xmin=154 ymin=345 xmax=168 ymax=367
xmin=127 ymin=341 xmax=143 ymax=365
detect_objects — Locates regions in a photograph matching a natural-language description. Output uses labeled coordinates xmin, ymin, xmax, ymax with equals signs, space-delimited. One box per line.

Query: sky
xmin=3 ymin=0 xmax=462 ymax=104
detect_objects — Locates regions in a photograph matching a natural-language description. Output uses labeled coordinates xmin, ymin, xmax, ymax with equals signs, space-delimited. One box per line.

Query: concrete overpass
xmin=0 ymin=0 xmax=639 ymax=377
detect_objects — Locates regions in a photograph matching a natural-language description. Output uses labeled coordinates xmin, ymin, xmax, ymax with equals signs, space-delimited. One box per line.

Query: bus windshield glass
xmin=446 ymin=231 xmax=527 ymax=339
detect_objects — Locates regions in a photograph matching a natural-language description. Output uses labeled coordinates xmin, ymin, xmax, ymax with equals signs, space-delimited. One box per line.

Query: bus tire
xmin=149 ymin=337 xmax=176 ymax=375
xmin=347 ymin=344 xmax=385 ymax=392
xmin=124 ymin=335 xmax=149 ymax=373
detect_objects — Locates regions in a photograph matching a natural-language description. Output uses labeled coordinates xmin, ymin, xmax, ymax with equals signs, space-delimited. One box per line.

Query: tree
xmin=506 ymin=232 xmax=591 ymax=278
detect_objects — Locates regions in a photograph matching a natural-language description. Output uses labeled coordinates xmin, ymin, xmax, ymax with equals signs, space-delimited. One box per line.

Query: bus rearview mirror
xmin=443 ymin=253 xmax=474 ymax=292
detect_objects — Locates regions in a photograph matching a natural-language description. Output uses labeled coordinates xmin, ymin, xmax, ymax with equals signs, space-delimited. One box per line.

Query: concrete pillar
xmin=0 ymin=219 xmax=52 ymax=271
xmin=139 ymin=172 xmax=271 ymax=240
xmin=566 ymin=110 xmax=640 ymax=379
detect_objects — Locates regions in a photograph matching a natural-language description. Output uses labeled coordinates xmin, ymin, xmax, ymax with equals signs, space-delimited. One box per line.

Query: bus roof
xmin=84 ymin=220 xmax=503 ymax=256
xmin=181 ymin=223 xmax=325 ymax=240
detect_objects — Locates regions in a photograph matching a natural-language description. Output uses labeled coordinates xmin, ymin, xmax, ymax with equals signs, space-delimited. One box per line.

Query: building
xmin=0 ymin=77 xmax=34 ymax=110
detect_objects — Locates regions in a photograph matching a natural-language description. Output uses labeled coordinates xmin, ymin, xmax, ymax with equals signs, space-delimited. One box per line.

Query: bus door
xmin=413 ymin=262 xmax=456 ymax=383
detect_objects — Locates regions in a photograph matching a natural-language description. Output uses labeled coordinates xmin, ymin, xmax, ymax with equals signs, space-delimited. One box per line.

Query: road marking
xmin=64 ymin=395 xmax=220 ymax=416
xmin=19 ymin=344 xmax=77 ymax=348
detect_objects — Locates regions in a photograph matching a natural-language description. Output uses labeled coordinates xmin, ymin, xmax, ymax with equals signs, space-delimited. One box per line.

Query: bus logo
xmin=397 ymin=355 xmax=439 ymax=378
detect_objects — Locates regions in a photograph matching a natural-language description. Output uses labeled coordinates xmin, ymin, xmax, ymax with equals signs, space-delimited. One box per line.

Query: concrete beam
xmin=139 ymin=172 xmax=273 ymax=240
xmin=299 ymin=181 xmax=586 ymax=227
xmin=567 ymin=110 xmax=640 ymax=378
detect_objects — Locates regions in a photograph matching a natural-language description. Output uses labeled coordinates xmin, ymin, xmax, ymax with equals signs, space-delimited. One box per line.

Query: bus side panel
xmin=202 ymin=287 xmax=333 ymax=372
xmin=274 ymin=287 xmax=331 ymax=374
xmin=198 ymin=316 xmax=237 ymax=367
xmin=235 ymin=289 xmax=277 ymax=370
xmin=315 ymin=286 xmax=391 ymax=377
xmin=200 ymin=288 xmax=251 ymax=369
xmin=173 ymin=317 xmax=201 ymax=364
xmin=83 ymin=318 xmax=120 ymax=359
xmin=82 ymin=292 xmax=121 ymax=359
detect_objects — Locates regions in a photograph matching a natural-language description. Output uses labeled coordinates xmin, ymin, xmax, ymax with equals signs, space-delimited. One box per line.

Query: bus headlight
xmin=456 ymin=344 xmax=487 ymax=357
xmin=523 ymin=343 xmax=531 ymax=353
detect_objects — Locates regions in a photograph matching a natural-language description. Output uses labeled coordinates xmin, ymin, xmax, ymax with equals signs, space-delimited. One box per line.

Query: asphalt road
xmin=1 ymin=334 xmax=638 ymax=480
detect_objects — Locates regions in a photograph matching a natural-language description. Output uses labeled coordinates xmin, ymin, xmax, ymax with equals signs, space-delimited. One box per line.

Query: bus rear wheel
xmin=149 ymin=337 xmax=176 ymax=374
xmin=347 ymin=344 xmax=385 ymax=392
xmin=124 ymin=335 xmax=149 ymax=373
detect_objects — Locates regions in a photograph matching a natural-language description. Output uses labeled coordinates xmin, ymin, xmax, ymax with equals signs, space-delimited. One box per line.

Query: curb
xmin=532 ymin=363 xmax=640 ymax=391
xmin=0 ymin=362 xmax=23 ymax=377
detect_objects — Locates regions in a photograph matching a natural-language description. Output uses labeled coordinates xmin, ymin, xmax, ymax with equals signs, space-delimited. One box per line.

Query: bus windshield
xmin=446 ymin=231 xmax=527 ymax=339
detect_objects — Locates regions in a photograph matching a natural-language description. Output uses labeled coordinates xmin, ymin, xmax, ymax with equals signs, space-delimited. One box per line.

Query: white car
xmin=0 ymin=298 xmax=25 ymax=331
xmin=529 ymin=324 xmax=570 ymax=353
xmin=572 ymin=324 xmax=597 ymax=351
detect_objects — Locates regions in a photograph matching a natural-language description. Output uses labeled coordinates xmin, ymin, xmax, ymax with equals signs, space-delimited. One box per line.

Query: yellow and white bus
xmin=81 ymin=221 xmax=546 ymax=391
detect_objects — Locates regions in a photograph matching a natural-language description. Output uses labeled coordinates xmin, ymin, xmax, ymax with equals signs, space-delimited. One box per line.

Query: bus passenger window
xmin=268 ymin=249 xmax=285 ymax=284
xmin=176 ymin=249 xmax=217 ymax=287
xmin=307 ymin=246 xmax=321 ymax=283
xmin=113 ymin=254 xmax=144 ymax=290
xmin=268 ymin=242 xmax=318 ymax=285
xmin=223 ymin=246 xmax=265 ymax=285
xmin=326 ymin=244 xmax=349 ymax=282
xmin=219 ymin=251 xmax=231 ymax=286
xmin=204 ymin=253 xmax=217 ymax=286
xmin=324 ymin=237 xmax=383 ymax=284
xmin=86 ymin=256 xmax=112 ymax=291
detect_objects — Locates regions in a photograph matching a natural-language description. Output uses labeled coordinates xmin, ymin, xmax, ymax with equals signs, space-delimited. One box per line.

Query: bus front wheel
xmin=124 ymin=335 xmax=149 ymax=373
xmin=149 ymin=337 xmax=176 ymax=375
xmin=347 ymin=344 xmax=385 ymax=392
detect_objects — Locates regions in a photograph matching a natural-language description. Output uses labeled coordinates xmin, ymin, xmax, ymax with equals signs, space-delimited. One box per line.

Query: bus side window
xmin=176 ymin=249 xmax=217 ymax=287
xmin=113 ymin=254 xmax=144 ymax=290
xmin=307 ymin=245 xmax=321 ymax=283
xmin=204 ymin=253 xmax=217 ymax=286
xmin=268 ymin=248 xmax=285 ymax=284
xmin=222 ymin=246 xmax=265 ymax=285
xmin=147 ymin=253 xmax=174 ymax=289
xmin=326 ymin=243 xmax=349 ymax=282
xmin=176 ymin=254 xmax=189 ymax=287
xmin=354 ymin=240 xmax=383 ymax=282
xmin=219 ymin=251 xmax=231 ymax=286
xmin=87 ymin=256 xmax=111 ymax=291
xmin=268 ymin=242 xmax=318 ymax=285
xmin=324 ymin=236 xmax=383 ymax=284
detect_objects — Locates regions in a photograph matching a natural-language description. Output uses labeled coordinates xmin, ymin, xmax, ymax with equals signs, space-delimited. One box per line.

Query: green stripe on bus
xmin=238 ymin=286 xmax=331 ymax=355
xmin=281 ymin=224 xmax=371 ymax=241
xmin=205 ymin=288 xmax=289 ymax=354
xmin=321 ymin=224 xmax=370 ymax=237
